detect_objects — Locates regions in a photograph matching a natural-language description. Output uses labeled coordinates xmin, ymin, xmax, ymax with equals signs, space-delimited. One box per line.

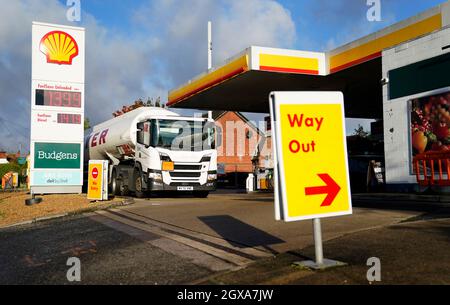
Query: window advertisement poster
xmin=410 ymin=90 xmax=450 ymax=157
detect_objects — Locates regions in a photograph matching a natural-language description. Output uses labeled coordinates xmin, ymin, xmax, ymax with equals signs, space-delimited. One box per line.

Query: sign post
xmin=313 ymin=218 xmax=324 ymax=266
xmin=269 ymin=91 xmax=352 ymax=269
xmin=30 ymin=22 xmax=85 ymax=195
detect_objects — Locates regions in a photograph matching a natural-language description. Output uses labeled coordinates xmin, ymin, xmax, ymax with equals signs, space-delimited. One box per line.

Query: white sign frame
xmin=270 ymin=91 xmax=353 ymax=222
xmin=30 ymin=22 xmax=85 ymax=192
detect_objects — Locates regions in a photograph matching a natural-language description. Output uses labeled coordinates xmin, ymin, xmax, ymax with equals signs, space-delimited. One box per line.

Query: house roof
xmin=213 ymin=111 xmax=265 ymax=136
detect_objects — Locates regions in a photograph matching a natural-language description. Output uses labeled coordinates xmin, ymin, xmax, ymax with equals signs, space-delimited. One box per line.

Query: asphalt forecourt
xmin=199 ymin=216 xmax=450 ymax=285
xmin=89 ymin=192 xmax=450 ymax=285
xmin=1 ymin=192 xmax=447 ymax=286
xmin=124 ymin=192 xmax=431 ymax=254
xmin=0 ymin=213 xmax=213 ymax=285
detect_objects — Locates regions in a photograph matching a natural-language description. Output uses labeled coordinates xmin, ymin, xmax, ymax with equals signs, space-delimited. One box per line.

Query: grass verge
xmin=0 ymin=192 xmax=127 ymax=228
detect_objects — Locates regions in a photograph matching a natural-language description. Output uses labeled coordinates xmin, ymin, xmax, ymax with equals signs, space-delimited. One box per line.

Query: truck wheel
xmin=110 ymin=169 xmax=121 ymax=196
xmin=134 ymin=168 xmax=147 ymax=198
xmin=120 ymin=185 xmax=129 ymax=197
xmin=194 ymin=191 xmax=209 ymax=198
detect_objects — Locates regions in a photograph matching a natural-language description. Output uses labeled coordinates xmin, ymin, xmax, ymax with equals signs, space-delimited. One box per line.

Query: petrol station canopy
xmin=168 ymin=4 xmax=447 ymax=119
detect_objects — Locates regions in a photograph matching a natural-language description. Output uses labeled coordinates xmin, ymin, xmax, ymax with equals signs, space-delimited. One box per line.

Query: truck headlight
xmin=200 ymin=155 xmax=212 ymax=162
xmin=207 ymin=173 xmax=217 ymax=181
xmin=160 ymin=153 xmax=172 ymax=162
xmin=149 ymin=172 xmax=162 ymax=181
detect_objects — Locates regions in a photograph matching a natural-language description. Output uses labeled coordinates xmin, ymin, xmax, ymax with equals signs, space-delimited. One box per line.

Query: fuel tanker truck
xmin=85 ymin=107 xmax=217 ymax=198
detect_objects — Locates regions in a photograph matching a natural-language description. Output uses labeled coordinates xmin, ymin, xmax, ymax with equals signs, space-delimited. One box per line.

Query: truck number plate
xmin=177 ymin=186 xmax=194 ymax=191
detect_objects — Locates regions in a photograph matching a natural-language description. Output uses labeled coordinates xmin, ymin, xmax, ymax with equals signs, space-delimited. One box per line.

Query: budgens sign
xmin=34 ymin=143 xmax=81 ymax=169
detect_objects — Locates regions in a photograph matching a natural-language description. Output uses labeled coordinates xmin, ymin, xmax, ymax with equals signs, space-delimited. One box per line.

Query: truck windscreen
xmin=151 ymin=120 xmax=215 ymax=151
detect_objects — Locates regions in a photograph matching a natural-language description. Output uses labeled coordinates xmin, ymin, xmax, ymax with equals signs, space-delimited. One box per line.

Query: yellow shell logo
xmin=39 ymin=31 xmax=79 ymax=65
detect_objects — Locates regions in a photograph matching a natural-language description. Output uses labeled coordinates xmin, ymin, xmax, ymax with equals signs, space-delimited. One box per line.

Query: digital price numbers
xmin=57 ymin=113 xmax=81 ymax=124
xmin=36 ymin=89 xmax=81 ymax=108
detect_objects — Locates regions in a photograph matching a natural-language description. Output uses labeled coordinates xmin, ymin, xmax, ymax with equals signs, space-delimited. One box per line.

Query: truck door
xmin=136 ymin=121 xmax=151 ymax=171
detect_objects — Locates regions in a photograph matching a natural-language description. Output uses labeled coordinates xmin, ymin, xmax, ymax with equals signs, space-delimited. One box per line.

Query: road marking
xmin=113 ymin=208 xmax=273 ymax=259
xmin=95 ymin=210 xmax=255 ymax=267
xmin=92 ymin=214 xmax=234 ymax=272
xmin=150 ymin=238 xmax=234 ymax=272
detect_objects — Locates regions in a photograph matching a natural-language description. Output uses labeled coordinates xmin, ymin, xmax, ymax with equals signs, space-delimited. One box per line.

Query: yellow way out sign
xmin=270 ymin=92 xmax=352 ymax=222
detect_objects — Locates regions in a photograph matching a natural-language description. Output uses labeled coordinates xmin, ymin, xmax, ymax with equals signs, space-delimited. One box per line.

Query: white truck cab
xmin=85 ymin=107 xmax=217 ymax=198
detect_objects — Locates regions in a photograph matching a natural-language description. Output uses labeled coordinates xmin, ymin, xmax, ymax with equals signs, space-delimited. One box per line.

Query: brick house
xmin=0 ymin=151 xmax=21 ymax=164
xmin=254 ymin=132 xmax=273 ymax=172
xmin=209 ymin=111 xmax=272 ymax=188
xmin=0 ymin=152 xmax=8 ymax=164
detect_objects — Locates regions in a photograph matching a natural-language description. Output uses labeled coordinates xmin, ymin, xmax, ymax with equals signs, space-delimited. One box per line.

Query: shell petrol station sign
xmin=270 ymin=92 xmax=352 ymax=222
xmin=30 ymin=22 xmax=85 ymax=194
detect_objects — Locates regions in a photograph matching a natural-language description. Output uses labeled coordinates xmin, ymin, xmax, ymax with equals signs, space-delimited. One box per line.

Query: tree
xmin=112 ymin=97 xmax=165 ymax=118
xmin=353 ymin=124 xmax=370 ymax=138
xmin=84 ymin=118 xmax=91 ymax=131
xmin=155 ymin=97 xmax=161 ymax=108
xmin=113 ymin=99 xmax=144 ymax=117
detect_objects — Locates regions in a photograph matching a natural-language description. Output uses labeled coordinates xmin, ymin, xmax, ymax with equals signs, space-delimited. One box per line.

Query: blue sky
xmin=68 ymin=0 xmax=445 ymax=135
xmin=71 ymin=0 xmax=446 ymax=51
xmin=0 ymin=0 xmax=448 ymax=151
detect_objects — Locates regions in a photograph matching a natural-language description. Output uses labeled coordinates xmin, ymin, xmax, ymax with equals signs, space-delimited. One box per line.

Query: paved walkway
xmin=1 ymin=192 xmax=448 ymax=284
xmin=201 ymin=217 xmax=450 ymax=285
xmin=125 ymin=193 xmax=433 ymax=254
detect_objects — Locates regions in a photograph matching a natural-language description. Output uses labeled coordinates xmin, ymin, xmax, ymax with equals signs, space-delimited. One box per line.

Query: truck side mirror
xmin=137 ymin=122 xmax=151 ymax=148
xmin=143 ymin=122 xmax=151 ymax=147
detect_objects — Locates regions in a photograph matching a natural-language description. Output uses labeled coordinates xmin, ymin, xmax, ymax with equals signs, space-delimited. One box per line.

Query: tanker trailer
xmin=85 ymin=107 xmax=217 ymax=198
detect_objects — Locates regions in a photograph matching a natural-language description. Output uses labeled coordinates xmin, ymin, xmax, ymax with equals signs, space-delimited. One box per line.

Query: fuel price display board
xmin=57 ymin=113 xmax=82 ymax=124
xmin=30 ymin=22 xmax=85 ymax=194
xmin=35 ymin=89 xmax=82 ymax=108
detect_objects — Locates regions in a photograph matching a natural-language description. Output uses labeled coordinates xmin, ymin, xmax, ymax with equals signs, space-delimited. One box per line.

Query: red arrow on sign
xmin=305 ymin=174 xmax=341 ymax=207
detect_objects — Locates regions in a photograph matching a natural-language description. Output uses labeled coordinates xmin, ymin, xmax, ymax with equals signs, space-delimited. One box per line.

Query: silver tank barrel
xmin=86 ymin=107 xmax=180 ymax=161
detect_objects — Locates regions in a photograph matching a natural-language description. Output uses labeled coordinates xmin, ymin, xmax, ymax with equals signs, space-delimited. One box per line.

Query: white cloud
xmin=82 ymin=14 xmax=158 ymax=125
xmin=0 ymin=0 xmax=68 ymax=152
xmin=0 ymin=0 xmax=297 ymax=152
xmin=133 ymin=0 xmax=296 ymax=87
xmin=0 ymin=0 xmax=157 ymax=151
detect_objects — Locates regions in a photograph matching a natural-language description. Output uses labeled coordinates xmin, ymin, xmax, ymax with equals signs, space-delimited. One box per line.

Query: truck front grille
xmin=174 ymin=164 xmax=202 ymax=171
xmin=170 ymin=182 xmax=201 ymax=187
xmin=170 ymin=172 xmax=201 ymax=178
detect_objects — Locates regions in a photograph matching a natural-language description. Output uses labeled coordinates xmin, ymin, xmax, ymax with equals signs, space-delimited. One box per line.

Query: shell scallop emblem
xmin=39 ymin=31 xmax=79 ymax=65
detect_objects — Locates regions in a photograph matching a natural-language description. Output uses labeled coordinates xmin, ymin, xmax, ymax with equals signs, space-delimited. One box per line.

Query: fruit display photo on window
xmin=410 ymin=90 xmax=450 ymax=157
